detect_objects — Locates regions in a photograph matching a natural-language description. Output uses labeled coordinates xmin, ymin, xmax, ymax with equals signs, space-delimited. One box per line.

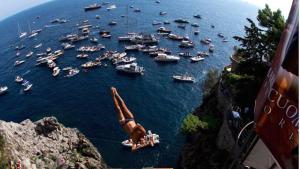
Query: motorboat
xmin=26 ymin=51 xmax=34 ymax=58
xmin=121 ymin=131 xmax=159 ymax=148
xmin=194 ymin=30 xmax=199 ymax=35
xmin=108 ymin=21 xmax=117 ymax=25
xmin=209 ymin=44 xmax=215 ymax=52
xmin=96 ymin=15 xmax=100 ymax=19
xmin=125 ymin=44 xmax=144 ymax=51
xmin=15 ymin=45 xmax=25 ymax=51
xmin=157 ymin=27 xmax=171 ymax=33
xmin=173 ymin=74 xmax=195 ymax=83
xmin=107 ymin=4 xmax=116 ymax=10
xmin=174 ymin=18 xmax=189 ymax=23
xmin=81 ymin=61 xmax=101 ymax=68
xmin=179 ymin=40 xmax=194 ymax=48
xmin=154 ymin=53 xmax=180 ymax=62
xmin=46 ymin=47 xmax=51 ymax=53
xmin=116 ymin=63 xmax=144 ymax=74
xmin=62 ymin=43 xmax=75 ymax=50
xmin=222 ymin=38 xmax=229 ymax=42
xmin=197 ymin=51 xmax=209 ymax=57
xmin=211 ymin=24 xmax=215 ymax=28
xmin=16 ymin=52 xmax=21 ymax=57
xmin=36 ymin=52 xmax=47 ymax=57
xmin=47 ymin=60 xmax=56 ymax=68
xmin=218 ymin=33 xmax=224 ymax=38
xmin=134 ymin=8 xmax=141 ymax=12
xmin=130 ymin=34 xmax=159 ymax=44
xmin=77 ymin=54 xmax=89 ymax=59
xmin=84 ymin=3 xmax=101 ymax=11
xmin=65 ymin=68 xmax=80 ymax=77
xmin=191 ymin=23 xmax=199 ymax=27
xmin=113 ymin=56 xmax=136 ymax=65
xmin=193 ymin=14 xmax=202 ymax=19
xmin=52 ymin=67 xmax=60 ymax=77
xmin=34 ymin=43 xmax=42 ymax=48
xmin=18 ymin=23 xmax=27 ymax=39
xmin=15 ymin=76 xmax=23 ymax=83
xmin=177 ymin=25 xmax=186 ymax=29
xmin=168 ymin=34 xmax=183 ymax=41
xmin=109 ymin=52 xmax=127 ymax=60
xmin=200 ymin=38 xmax=212 ymax=44
xmin=190 ymin=55 xmax=205 ymax=62
xmin=152 ymin=21 xmax=162 ymax=26
xmin=90 ymin=37 xmax=98 ymax=43
xmin=77 ymin=44 xmax=105 ymax=52
xmin=163 ymin=21 xmax=170 ymax=24
xmin=82 ymin=27 xmax=90 ymax=35
xmin=101 ymin=33 xmax=111 ymax=38
xmin=14 ymin=60 xmax=25 ymax=66
xmin=179 ymin=52 xmax=193 ymax=57
xmin=51 ymin=18 xmax=67 ymax=24
xmin=159 ymin=11 xmax=167 ymax=15
xmin=22 ymin=80 xmax=32 ymax=92
xmin=0 ymin=86 xmax=8 ymax=95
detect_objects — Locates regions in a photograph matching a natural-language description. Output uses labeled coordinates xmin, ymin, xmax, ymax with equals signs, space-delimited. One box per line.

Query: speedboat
xmin=122 ymin=131 xmax=159 ymax=148
xmin=108 ymin=21 xmax=117 ymax=25
xmin=190 ymin=55 xmax=205 ymax=62
xmin=14 ymin=60 xmax=25 ymax=66
xmin=26 ymin=51 xmax=34 ymax=58
xmin=134 ymin=8 xmax=141 ymax=12
xmin=179 ymin=40 xmax=194 ymax=48
xmin=179 ymin=52 xmax=193 ymax=57
xmin=90 ymin=37 xmax=98 ymax=43
xmin=34 ymin=43 xmax=42 ymax=48
xmin=84 ymin=3 xmax=101 ymax=11
xmin=174 ymin=18 xmax=189 ymax=23
xmin=193 ymin=14 xmax=202 ymax=19
xmin=106 ymin=4 xmax=116 ymax=10
xmin=16 ymin=52 xmax=21 ymax=57
xmin=200 ymin=38 xmax=212 ymax=44
xmin=197 ymin=51 xmax=209 ymax=57
xmin=96 ymin=15 xmax=100 ymax=19
xmin=222 ymin=38 xmax=229 ymax=42
xmin=194 ymin=30 xmax=199 ymax=35
xmin=191 ymin=23 xmax=199 ymax=27
xmin=47 ymin=60 xmax=56 ymax=68
xmin=116 ymin=63 xmax=144 ymax=75
xmin=218 ymin=33 xmax=224 ymax=38
xmin=173 ymin=74 xmax=195 ymax=83
xmin=157 ymin=27 xmax=171 ymax=33
xmin=52 ymin=67 xmax=60 ymax=77
xmin=168 ymin=34 xmax=183 ymax=41
xmin=113 ymin=56 xmax=136 ymax=65
xmin=102 ymin=33 xmax=111 ymax=38
xmin=0 ymin=86 xmax=8 ymax=95
xmin=65 ymin=68 xmax=80 ymax=77
xmin=77 ymin=54 xmax=89 ymax=59
xmin=81 ymin=61 xmax=101 ymax=68
xmin=22 ymin=80 xmax=32 ymax=92
xmin=46 ymin=47 xmax=51 ymax=53
xmin=159 ymin=11 xmax=167 ymax=15
xmin=154 ymin=53 xmax=180 ymax=62
xmin=125 ymin=44 xmax=144 ymax=51
xmin=209 ymin=44 xmax=215 ymax=52
xmin=15 ymin=76 xmax=23 ymax=83
xmin=62 ymin=43 xmax=75 ymax=50
xmin=152 ymin=21 xmax=162 ymax=26
xmin=163 ymin=21 xmax=170 ymax=24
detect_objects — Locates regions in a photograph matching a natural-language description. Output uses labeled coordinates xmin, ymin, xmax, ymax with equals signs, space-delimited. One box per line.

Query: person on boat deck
xmin=111 ymin=87 xmax=154 ymax=151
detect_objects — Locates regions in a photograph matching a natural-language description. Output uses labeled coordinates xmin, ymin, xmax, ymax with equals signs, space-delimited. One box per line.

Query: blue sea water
xmin=0 ymin=0 xmax=258 ymax=167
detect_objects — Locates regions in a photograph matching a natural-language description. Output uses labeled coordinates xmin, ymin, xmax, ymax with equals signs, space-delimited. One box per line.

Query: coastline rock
xmin=0 ymin=117 xmax=106 ymax=169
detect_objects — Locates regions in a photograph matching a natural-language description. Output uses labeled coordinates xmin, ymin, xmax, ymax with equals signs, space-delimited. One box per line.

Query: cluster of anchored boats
xmin=0 ymin=1 xmax=229 ymax=96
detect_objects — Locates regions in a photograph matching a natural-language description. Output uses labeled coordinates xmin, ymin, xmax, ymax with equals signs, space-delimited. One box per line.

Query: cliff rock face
xmin=0 ymin=117 xmax=106 ymax=169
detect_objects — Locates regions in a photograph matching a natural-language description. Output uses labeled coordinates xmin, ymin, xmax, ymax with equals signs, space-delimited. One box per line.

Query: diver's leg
xmin=111 ymin=87 xmax=125 ymax=121
xmin=115 ymin=90 xmax=134 ymax=119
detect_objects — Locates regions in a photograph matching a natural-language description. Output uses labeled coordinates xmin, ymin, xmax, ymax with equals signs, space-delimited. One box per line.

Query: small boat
xmin=96 ymin=15 xmax=100 ymax=19
xmin=15 ymin=76 xmax=23 ymax=83
xmin=173 ymin=74 xmax=195 ymax=83
xmin=163 ymin=21 xmax=170 ymax=24
xmin=0 ymin=86 xmax=8 ymax=95
xmin=26 ymin=51 xmax=34 ymax=58
xmin=15 ymin=45 xmax=25 ymax=51
xmin=200 ymin=38 xmax=212 ymax=45
xmin=193 ymin=14 xmax=202 ymax=19
xmin=77 ymin=54 xmax=89 ymax=59
xmin=191 ymin=23 xmax=199 ymax=27
xmin=101 ymin=33 xmax=111 ymax=38
xmin=134 ymin=8 xmax=141 ymax=12
xmin=157 ymin=27 xmax=171 ymax=33
xmin=209 ymin=44 xmax=215 ymax=53
xmin=65 ymin=68 xmax=80 ymax=77
xmin=174 ymin=18 xmax=189 ymax=24
xmin=18 ymin=23 xmax=27 ymax=39
xmin=81 ymin=61 xmax=101 ymax=68
xmin=130 ymin=5 xmax=134 ymax=8
xmin=90 ymin=37 xmax=98 ymax=43
xmin=113 ymin=56 xmax=136 ymax=65
xmin=190 ymin=55 xmax=204 ymax=62
xmin=46 ymin=47 xmax=51 ymax=53
xmin=63 ymin=67 xmax=73 ymax=71
xmin=168 ymin=34 xmax=183 ymax=41
xmin=155 ymin=0 xmax=160 ymax=3
xmin=222 ymin=38 xmax=229 ymax=42
xmin=47 ymin=60 xmax=56 ymax=68
xmin=84 ymin=3 xmax=101 ymax=11
xmin=177 ymin=25 xmax=186 ymax=29
xmin=152 ymin=21 xmax=162 ymax=26
xmin=116 ymin=63 xmax=144 ymax=75
xmin=108 ymin=21 xmax=117 ymax=25
xmin=159 ymin=11 xmax=167 ymax=15
xmin=179 ymin=52 xmax=193 ymax=57
xmin=16 ymin=52 xmax=21 ymax=56
xmin=211 ymin=24 xmax=215 ymax=28
xmin=52 ymin=67 xmax=60 ymax=77
xmin=218 ymin=33 xmax=224 ymax=38
xmin=22 ymin=80 xmax=32 ymax=92
xmin=34 ymin=43 xmax=42 ymax=49
xmin=125 ymin=44 xmax=144 ymax=51
xmin=154 ymin=53 xmax=180 ymax=62
xmin=194 ymin=30 xmax=199 ymax=35
xmin=62 ymin=43 xmax=75 ymax=50
xmin=106 ymin=4 xmax=116 ymax=10
xmin=179 ymin=40 xmax=194 ymax=48
xmin=14 ymin=60 xmax=25 ymax=66
xmin=122 ymin=131 xmax=159 ymax=148
xmin=36 ymin=52 xmax=47 ymax=57
xmin=197 ymin=51 xmax=209 ymax=57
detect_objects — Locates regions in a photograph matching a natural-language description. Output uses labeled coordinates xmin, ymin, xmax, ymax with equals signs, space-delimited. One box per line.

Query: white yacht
xmin=15 ymin=76 xmax=23 ymax=83
xmin=62 ymin=43 xmax=75 ymax=50
xmin=65 ymin=68 xmax=80 ymax=77
xmin=116 ymin=63 xmax=144 ymax=74
xmin=34 ymin=43 xmax=42 ymax=48
xmin=190 ymin=55 xmax=205 ymax=62
xmin=173 ymin=74 xmax=195 ymax=83
xmin=14 ymin=60 xmax=25 ymax=66
xmin=154 ymin=53 xmax=180 ymax=62
xmin=22 ymin=80 xmax=32 ymax=92
xmin=26 ymin=51 xmax=34 ymax=58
